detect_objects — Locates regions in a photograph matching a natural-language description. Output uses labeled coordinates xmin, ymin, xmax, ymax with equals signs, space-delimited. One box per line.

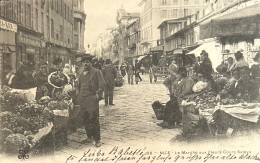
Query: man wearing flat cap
xmin=77 ymin=57 xmax=105 ymax=147
xmin=102 ymin=59 xmax=117 ymax=106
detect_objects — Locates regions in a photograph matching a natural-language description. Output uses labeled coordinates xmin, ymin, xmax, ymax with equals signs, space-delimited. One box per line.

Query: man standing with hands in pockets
xmin=78 ymin=57 xmax=104 ymax=147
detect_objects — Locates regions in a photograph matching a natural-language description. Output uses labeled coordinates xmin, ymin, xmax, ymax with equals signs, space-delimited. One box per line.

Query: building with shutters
xmin=138 ymin=0 xmax=208 ymax=57
xmin=0 ymin=0 xmax=82 ymax=86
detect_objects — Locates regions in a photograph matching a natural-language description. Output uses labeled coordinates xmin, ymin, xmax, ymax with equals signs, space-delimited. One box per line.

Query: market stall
xmin=0 ymin=71 xmax=75 ymax=154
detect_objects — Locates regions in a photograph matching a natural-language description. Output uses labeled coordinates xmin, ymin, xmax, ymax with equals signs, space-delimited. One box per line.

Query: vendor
xmin=216 ymin=61 xmax=227 ymax=75
xmin=227 ymin=57 xmax=235 ymax=73
xmin=168 ymin=59 xmax=178 ymax=77
xmin=234 ymin=51 xmax=250 ymax=100
xmin=34 ymin=62 xmax=49 ymax=99
xmin=197 ymin=50 xmax=214 ymax=80
xmin=219 ymin=67 xmax=248 ymax=100
xmin=157 ymin=93 xmax=181 ymax=129
xmin=249 ymin=52 xmax=260 ymax=102
xmin=172 ymin=67 xmax=195 ymax=102
xmin=10 ymin=61 xmax=36 ymax=89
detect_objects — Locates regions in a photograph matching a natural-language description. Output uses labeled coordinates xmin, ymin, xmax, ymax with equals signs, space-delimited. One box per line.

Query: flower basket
xmin=48 ymin=71 xmax=70 ymax=89
xmin=152 ymin=101 xmax=165 ymax=120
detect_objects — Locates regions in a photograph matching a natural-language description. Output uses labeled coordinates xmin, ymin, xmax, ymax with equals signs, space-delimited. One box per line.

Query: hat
xmin=81 ymin=56 xmax=92 ymax=63
xmin=105 ymin=59 xmax=112 ymax=64
xmin=200 ymin=50 xmax=208 ymax=57
xmin=20 ymin=61 xmax=33 ymax=70
xmin=64 ymin=63 xmax=70 ymax=68
xmin=253 ymin=52 xmax=260 ymax=61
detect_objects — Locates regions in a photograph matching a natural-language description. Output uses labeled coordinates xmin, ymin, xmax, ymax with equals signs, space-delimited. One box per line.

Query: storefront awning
xmin=200 ymin=3 xmax=260 ymax=39
xmin=187 ymin=41 xmax=222 ymax=70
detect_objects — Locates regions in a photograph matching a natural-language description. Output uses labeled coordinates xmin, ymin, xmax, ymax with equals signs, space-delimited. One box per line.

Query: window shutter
xmin=22 ymin=1 xmax=25 ymax=25
xmin=31 ymin=3 xmax=34 ymax=28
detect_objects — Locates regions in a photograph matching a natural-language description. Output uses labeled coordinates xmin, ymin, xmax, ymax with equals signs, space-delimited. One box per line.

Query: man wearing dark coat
xmin=78 ymin=57 xmax=104 ymax=147
xmin=102 ymin=59 xmax=117 ymax=106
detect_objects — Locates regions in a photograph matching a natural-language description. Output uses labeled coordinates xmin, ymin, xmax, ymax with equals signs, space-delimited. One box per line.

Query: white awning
xmin=187 ymin=41 xmax=222 ymax=70
xmin=137 ymin=55 xmax=146 ymax=61
xmin=112 ymin=58 xmax=119 ymax=64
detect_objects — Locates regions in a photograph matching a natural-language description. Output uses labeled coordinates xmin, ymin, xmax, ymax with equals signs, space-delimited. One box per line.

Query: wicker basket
xmin=48 ymin=72 xmax=70 ymax=89
xmin=152 ymin=101 xmax=165 ymax=120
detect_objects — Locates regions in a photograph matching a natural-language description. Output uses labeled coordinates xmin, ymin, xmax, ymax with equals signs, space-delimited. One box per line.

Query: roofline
xmin=157 ymin=17 xmax=187 ymax=29
xmin=126 ymin=19 xmax=140 ymax=29
xmin=165 ymin=21 xmax=198 ymax=41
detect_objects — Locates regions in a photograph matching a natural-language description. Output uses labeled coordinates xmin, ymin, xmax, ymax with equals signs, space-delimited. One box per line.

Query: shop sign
xmin=0 ymin=19 xmax=17 ymax=33
xmin=17 ymin=31 xmax=42 ymax=47
xmin=26 ymin=47 xmax=35 ymax=54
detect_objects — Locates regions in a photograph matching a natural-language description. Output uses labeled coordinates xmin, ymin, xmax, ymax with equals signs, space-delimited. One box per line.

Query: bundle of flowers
xmin=48 ymin=71 xmax=70 ymax=88
xmin=0 ymin=86 xmax=29 ymax=112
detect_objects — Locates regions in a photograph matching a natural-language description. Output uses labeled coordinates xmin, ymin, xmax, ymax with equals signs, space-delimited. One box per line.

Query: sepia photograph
xmin=0 ymin=0 xmax=260 ymax=163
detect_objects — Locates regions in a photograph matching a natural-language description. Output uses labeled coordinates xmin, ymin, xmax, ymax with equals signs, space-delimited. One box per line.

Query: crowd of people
xmin=3 ymin=49 xmax=259 ymax=146
xmin=3 ymin=56 xmax=121 ymax=147
xmin=156 ymin=50 xmax=260 ymax=129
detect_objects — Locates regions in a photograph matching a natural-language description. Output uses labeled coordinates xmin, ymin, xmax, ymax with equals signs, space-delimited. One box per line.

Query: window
xmin=184 ymin=8 xmax=189 ymax=17
xmin=17 ymin=1 xmax=22 ymax=22
xmin=41 ymin=12 xmax=44 ymax=33
xmin=171 ymin=9 xmax=178 ymax=18
xmin=56 ymin=33 xmax=59 ymax=40
xmin=46 ymin=15 xmax=49 ymax=38
xmin=74 ymin=0 xmax=78 ymax=9
xmin=25 ymin=4 xmax=31 ymax=27
xmin=161 ymin=10 xmax=167 ymax=18
xmin=51 ymin=0 xmax=53 ymax=9
xmin=46 ymin=0 xmax=49 ymax=12
xmin=51 ymin=19 xmax=54 ymax=38
xmin=161 ymin=0 xmax=167 ymax=5
xmin=61 ymin=0 xmax=64 ymax=16
xmin=64 ymin=4 xmax=67 ymax=19
xmin=60 ymin=25 xmax=63 ymax=41
xmin=0 ymin=1 xmax=5 ymax=17
xmin=13 ymin=1 xmax=18 ymax=21
xmin=6 ymin=1 xmax=13 ymax=20
xmin=57 ymin=0 xmax=59 ymax=13
xmin=67 ymin=6 xmax=69 ymax=20
xmin=63 ymin=3 xmax=66 ymax=18
xmin=172 ymin=0 xmax=178 ymax=5
xmin=35 ymin=9 xmax=38 ymax=31
xmin=74 ymin=20 xmax=78 ymax=32
xmin=184 ymin=0 xmax=189 ymax=5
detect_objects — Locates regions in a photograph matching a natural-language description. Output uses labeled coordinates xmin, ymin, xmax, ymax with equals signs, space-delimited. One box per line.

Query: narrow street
xmin=55 ymin=74 xmax=181 ymax=156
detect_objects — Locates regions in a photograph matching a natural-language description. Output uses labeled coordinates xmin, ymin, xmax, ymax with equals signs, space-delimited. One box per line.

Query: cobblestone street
xmin=52 ymin=75 xmax=260 ymax=163
xmin=55 ymin=74 xmax=181 ymax=156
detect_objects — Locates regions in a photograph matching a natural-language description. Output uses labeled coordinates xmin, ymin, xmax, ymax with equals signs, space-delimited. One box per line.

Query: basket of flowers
xmin=152 ymin=101 xmax=165 ymax=120
xmin=48 ymin=71 xmax=70 ymax=89
xmin=115 ymin=72 xmax=124 ymax=87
